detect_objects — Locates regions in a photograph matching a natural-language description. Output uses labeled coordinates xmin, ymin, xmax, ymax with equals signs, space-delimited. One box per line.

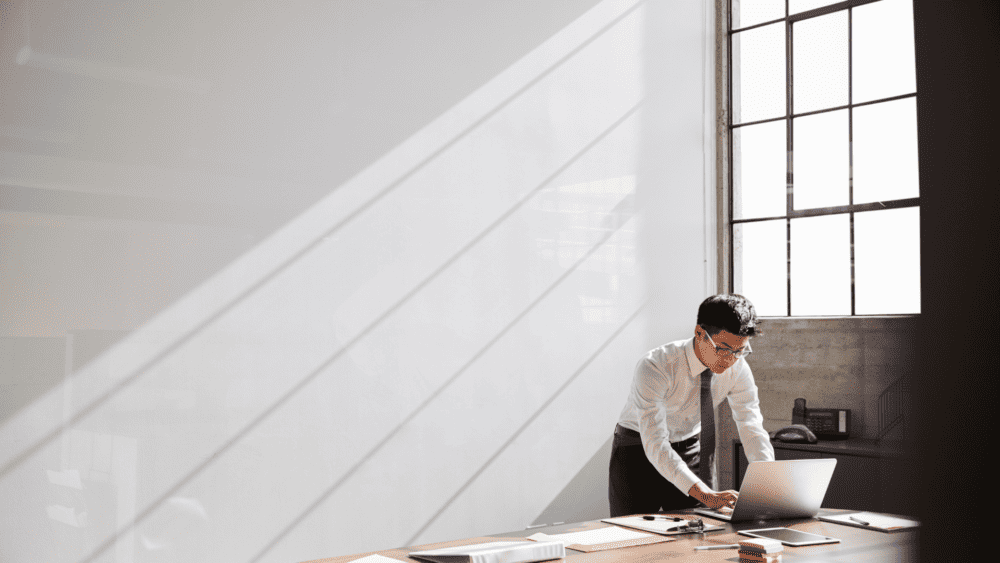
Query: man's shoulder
xmin=642 ymin=339 xmax=691 ymax=368
xmin=649 ymin=338 xmax=689 ymax=355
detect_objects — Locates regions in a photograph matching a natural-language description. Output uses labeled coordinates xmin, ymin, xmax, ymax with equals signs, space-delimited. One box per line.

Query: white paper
xmin=409 ymin=540 xmax=565 ymax=563
xmin=348 ymin=555 xmax=408 ymax=563
xmin=412 ymin=542 xmax=529 ymax=555
xmin=528 ymin=526 xmax=654 ymax=547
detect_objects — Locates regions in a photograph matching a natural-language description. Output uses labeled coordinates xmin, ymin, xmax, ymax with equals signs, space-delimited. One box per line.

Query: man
xmin=608 ymin=294 xmax=774 ymax=516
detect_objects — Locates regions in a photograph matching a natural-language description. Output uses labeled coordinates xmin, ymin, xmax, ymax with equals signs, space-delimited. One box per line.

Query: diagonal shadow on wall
xmin=530 ymin=435 xmax=613 ymax=527
xmin=0 ymin=0 xmax=647 ymax=484
xmin=400 ymin=300 xmax=643 ymax=548
xmin=0 ymin=0 xmax=611 ymax=429
xmin=74 ymin=107 xmax=643 ymax=563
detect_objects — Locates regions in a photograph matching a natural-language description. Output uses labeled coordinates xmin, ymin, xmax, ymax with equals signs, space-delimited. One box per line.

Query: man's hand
xmin=688 ymin=482 xmax=738 ymax=510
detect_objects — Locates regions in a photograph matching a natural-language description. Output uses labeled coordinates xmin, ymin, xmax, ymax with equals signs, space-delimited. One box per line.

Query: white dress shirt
xmin=617 ymin=337 xmax=774 ymax=496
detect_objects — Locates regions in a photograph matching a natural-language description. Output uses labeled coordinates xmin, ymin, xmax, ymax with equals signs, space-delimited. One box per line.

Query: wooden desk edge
xmin=303 ymin=509 xmax=918 ymax=563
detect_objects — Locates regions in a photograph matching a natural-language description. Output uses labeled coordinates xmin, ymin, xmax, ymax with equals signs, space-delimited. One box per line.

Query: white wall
xmin=0 ymin=1 xmax=715 ymax=562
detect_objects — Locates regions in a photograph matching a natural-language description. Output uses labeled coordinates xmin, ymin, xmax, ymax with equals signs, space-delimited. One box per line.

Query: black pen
xmin=642 ymin=516 xmax=682 ymax=521
xmin=849 ymin=515 xmax=870 ymax=526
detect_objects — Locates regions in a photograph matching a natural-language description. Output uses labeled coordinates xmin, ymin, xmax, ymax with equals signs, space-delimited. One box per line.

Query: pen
xmin=850 ymin=515 xmax=870 ymax=526
xmin=642 ymin=516 xmax=682 ymax=521
xmin=694 ymin=544 xmax=739 ymax=550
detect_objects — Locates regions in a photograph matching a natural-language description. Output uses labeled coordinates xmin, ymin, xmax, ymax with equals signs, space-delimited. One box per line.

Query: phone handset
xmin=792 ymin=398 xmax=807 ymax=425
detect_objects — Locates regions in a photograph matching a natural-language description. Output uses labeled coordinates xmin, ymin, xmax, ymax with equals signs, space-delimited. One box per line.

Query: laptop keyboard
xmin=695 ymin=506 xmax=734 ymax=519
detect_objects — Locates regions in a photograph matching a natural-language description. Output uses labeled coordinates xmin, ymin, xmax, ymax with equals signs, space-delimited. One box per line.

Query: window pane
xmin=734 ymin=120 xmax=787 ymax=219
xmin=789 ymin=0 xmax=841 ymax=15
xmin=853 ymin=0 xmax=916 ymax=104
xmin=734 ymin=220 xmax=787 ymax=316
xmin=733 ymin=0 xmax=785 ymax=30
xmin=733 ymin=23 xmax=786 ymax=124
xmin=793 ymin=109 xmax=848 ymax=209
xmin=793 ymin=10 xmax=848 ymax=114
xmin=790 ymin=214 xmax=850 ymax=315
xmin=855 ymin=207 xmax=921 ymax=314
xmin=853 ymin=98 xmax=919 ymax=204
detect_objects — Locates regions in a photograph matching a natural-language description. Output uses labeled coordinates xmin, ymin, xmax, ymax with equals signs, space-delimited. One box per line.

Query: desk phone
xmin=793 ymin=398 xmax=851 ymax=439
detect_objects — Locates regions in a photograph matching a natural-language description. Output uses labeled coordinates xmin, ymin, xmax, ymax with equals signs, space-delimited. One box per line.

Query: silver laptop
xmin=693 ymin=459 xmax=837 ymax=522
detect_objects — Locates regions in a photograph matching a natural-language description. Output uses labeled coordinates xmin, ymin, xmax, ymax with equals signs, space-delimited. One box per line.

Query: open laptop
xmin=693 ymin=459 xmax=837 ymax=522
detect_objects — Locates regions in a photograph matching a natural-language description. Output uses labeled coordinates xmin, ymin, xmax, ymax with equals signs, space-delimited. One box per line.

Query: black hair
xmin=696 ymin=294 xmax=758 ymax=337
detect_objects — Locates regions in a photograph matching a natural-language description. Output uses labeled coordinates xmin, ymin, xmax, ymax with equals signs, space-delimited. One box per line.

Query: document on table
xmin=528 ymin=526 xmax=674 ymax=552
xmin=601 ymin=515 xmax=725 ymax=535
xmin=408 ymin=540 xmax=564 ymax=563
xmin=347 ymin=555 xmax=409 ymax=563
xmin=818 ymin=512 xmax=920 ymax=532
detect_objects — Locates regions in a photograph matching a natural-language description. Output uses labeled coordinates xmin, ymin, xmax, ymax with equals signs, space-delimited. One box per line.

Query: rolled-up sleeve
xmin=633 ymin=358 xmax=702 ymax=496
xmin=727 ymin=362 xmax=775 ymax=463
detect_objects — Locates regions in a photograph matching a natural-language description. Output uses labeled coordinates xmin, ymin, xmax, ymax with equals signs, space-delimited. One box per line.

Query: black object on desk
xmin=791 ymin=397 xmax=851 ymax=440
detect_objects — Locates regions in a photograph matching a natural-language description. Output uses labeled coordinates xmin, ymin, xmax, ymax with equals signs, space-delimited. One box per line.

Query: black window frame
xmin=726 ymin=0 xmax=921 ymax=316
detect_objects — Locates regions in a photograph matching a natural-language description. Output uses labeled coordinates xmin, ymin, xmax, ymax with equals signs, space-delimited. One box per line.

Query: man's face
xmin=695 ymin=325 xmax=751 ymax=374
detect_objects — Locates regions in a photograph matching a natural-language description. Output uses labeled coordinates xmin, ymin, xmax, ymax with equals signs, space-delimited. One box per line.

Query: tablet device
xmin=738 ymin=527 xmax=840 ymax=546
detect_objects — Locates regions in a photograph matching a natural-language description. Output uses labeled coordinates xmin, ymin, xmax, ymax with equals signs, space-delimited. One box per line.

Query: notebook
xmin=694 ymin=458 xmax=837 ymax=522
xmin=408 ymin=540 xmax=564 ymax=563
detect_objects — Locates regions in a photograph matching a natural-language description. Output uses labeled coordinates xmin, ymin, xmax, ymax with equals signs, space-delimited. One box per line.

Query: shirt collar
xmin=684 ymin=337 xmax=712 ymax=378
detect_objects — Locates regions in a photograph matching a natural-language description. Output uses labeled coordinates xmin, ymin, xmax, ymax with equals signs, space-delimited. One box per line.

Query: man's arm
xmin=688 ymin=481 xmax=738 ymax=509
xmin=632 ymin=358 xmax=703 ymax=497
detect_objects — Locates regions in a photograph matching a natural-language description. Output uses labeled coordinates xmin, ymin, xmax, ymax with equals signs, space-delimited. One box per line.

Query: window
xmin=727 ymin=0 xmax=920 ymax=316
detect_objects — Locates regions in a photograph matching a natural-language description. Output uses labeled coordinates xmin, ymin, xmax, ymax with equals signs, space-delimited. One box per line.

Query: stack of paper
xmin=738 ymin=537 xmax=783 ymax=563
xmin=408 ymin=540 xmax=564 ymax=563
xmin=528 ymin=526 xmax=672 ymax=551
xmin=347 ymin=555 xmax=408 ymax=563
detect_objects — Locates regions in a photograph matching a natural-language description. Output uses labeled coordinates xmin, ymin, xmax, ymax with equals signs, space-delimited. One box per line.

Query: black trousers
xmin=608 ymin=424 xmax=702 ymax=517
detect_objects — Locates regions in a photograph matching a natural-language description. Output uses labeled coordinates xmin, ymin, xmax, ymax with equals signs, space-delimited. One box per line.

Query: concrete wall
xmin=717 ymin=316 xmax=917 ymax=490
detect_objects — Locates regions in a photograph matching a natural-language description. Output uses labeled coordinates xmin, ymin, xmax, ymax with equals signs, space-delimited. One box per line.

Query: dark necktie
xmin=699 ymin=368 xmax=715 ymax=486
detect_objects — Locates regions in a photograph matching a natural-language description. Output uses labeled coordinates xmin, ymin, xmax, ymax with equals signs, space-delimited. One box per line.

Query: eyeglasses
xmin=704 ymin=331 xmax=752 ymax=359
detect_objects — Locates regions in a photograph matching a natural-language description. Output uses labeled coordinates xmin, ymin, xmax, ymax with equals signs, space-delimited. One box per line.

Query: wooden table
xmin=303 ymin=509 xmax=918 ymax=563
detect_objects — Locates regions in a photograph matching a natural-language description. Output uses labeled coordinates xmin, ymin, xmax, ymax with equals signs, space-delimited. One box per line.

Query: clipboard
xmin=601 ymin=514 xmax=725 ymax=535
xmin=817 ymin=512 xmax=919 ymax=533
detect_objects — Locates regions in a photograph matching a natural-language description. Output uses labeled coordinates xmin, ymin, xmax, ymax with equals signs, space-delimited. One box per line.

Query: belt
xmin=614 ymin=424 xmax=699 ymax=451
